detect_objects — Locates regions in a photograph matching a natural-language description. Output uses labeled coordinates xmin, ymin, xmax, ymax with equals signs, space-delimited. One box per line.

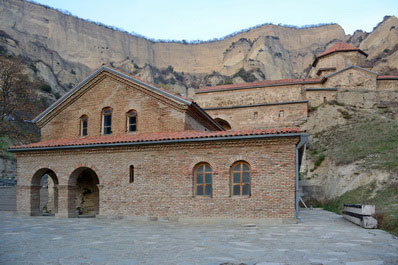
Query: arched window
xmin=231 ymin=161 xmax=251 ymax=196
xmin=193 ymin=163 xmax=212 ymax=196
xmin=129 ymin=165 xmax=134 ymax=183
xmin=127 ymin=110 xmax=137 ymax=132
xmin=80 ymin=115 xmax=88 ymax=136
xmin=102 ymin=107 xmax=112 ymax=135
xmin=214 ymin=118 xmax=232 ymax=130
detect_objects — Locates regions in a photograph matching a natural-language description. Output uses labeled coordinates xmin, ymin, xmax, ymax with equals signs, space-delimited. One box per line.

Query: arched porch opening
xmin=31 ymin=168 xmax=59 ymax=216
xmin=214 ymin=118 xmax=232 ymax=130
xmin=69 ymin=167 xmax=100 ymax=216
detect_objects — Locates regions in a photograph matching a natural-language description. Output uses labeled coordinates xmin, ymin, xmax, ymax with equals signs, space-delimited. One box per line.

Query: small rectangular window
xmin=82 ymin=120 xmax=88 ymax=136
xmin=129 ymin=116 xmax=136 ymax=132
xmin=279 ymin=110 xmax=284 ymax=118
xmin=104 ymin=115 xmax=112 ymax=135
xmin=80 ymin=116 xmax=88 ymax=136
xmin=129 ymin=165 xmax=134 ymax=183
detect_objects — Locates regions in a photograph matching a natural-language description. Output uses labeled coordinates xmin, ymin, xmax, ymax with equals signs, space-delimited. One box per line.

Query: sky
xmin=32 ymin=0 xmax=398 ymax=41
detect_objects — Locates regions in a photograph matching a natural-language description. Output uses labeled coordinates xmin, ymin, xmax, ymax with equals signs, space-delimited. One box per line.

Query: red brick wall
xmin=40 ymin=73 xmax=202 ymax=141
xmin=16 ymin=137 xmax=298 ymax=219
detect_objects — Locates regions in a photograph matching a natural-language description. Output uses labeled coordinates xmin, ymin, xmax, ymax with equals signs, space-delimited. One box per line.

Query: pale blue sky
xmin=33 ymin=0 xmax=397 ymax=41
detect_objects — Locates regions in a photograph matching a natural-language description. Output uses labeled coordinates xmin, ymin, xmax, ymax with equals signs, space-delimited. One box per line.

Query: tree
xmin=0 ymin=57 xmax=32 ymax=120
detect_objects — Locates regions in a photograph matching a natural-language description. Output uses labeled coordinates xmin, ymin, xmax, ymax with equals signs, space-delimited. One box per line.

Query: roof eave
xmin=8 ymin=132 xmax=305 ymax=152
xmin=190 ymin=102 xmax=225 ymax=131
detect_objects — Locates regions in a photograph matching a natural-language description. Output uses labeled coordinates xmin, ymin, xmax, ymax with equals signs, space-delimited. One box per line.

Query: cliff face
xmin=0 ymin=0 xmax=348 ymax=94
xmin=0 ymin=0 xmax=397 ymax=96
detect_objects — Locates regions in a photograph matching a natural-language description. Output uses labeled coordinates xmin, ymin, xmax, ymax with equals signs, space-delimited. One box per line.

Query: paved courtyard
xmin=0 ymin=209 xmax=397 ymax=265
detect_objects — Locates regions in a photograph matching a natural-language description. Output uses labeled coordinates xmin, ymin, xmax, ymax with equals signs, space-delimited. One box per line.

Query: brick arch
xmin=226 ymin=156 xmax=254 ymax=169
xmin=31 ymin=168 xmax=58 ymax=186
xmin=68 ymin=167 xmax=100 ymax=216
xmin=67 ymin=165 xmax=102 ymax=185
xmin=30 ymin=168 xmax=59 ymax=216
xmin=187 ymin=158 xmax=216 ymax=176
xmin=68 ymin=167 xmax=100 ymax=186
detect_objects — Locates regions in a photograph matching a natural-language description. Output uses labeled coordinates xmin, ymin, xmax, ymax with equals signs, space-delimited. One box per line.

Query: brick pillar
xmin=97 ymin=184 xmax=104 ymax=216
xmin=53 ymin=185 xmax=59 ymax=214
xmin=56 ymin=185 xmax=77 ymax=218
xmin=16 ymin=185 xmax=36 ymax=216
xmin=30 ymin=185 xmax=41 ymax=216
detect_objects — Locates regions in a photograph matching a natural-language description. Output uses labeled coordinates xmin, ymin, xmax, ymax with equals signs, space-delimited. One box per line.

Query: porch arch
xmin=69 ymin=167 xmax=100 ymax=216
xmin=30 ymin=168 xmax=59 ymax=216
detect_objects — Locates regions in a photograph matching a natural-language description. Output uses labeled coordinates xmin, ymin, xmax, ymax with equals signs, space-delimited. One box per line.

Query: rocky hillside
xmin=1 ymin=0 xmax=398 ymax=98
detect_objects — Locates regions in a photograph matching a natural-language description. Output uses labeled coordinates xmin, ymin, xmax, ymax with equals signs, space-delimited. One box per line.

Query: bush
xmin=40 ymin=84 xmax=52 ymax=93
xmin=166 ymin=65 xmax=174 ymax=72
xmin=314 ymin=154 xmax=325 ymax=167
xmin=29 ymin=63 xmax=38 ymax=73
xmin=40 ymin=97 xmax=50 ymax=108
xmin=224 ymin=78 xmax=233 ymax=85
xmin=233 ymin=68 xmax=257 ymax=82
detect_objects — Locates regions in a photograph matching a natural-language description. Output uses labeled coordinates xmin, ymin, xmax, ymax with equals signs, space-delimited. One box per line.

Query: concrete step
xmin=344 ymin=204 xmax=375 ymax=215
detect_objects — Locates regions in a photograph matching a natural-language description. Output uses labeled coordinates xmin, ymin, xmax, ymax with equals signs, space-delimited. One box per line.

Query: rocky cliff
xmin=1 ymin=0 xmax=397 ymax=97
xmin=1 ymin=0 xmax=395 ymax=98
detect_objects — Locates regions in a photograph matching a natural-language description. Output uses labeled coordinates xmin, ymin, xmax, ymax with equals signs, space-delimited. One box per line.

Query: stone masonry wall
xmin=306 ymin=91 xmax=337 ymax=108
xmin=194 ymin=85 xmax=304 ymax=109
xmin=377 ymin=80 xmax=398 ymax=90
xmin=325 ymin=68 xmax=377 ymax=90
xmin=309 ymin=52 xmax=367 ymax=77
xmin=204 ymin=103 xmax=307 ymax=130
xmin=15 ymin=137 xmax=298 ymax=220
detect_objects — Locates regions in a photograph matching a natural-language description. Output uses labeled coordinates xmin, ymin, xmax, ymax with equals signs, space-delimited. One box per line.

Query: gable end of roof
xmin=32 ymin=65 xmax=192 ymax=125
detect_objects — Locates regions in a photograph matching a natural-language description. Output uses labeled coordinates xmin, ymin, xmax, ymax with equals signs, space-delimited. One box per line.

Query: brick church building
xmin=11 ymin=41 xmax=398 ymax=222
xmin=10 ymin=65 xmax=306 ymax=223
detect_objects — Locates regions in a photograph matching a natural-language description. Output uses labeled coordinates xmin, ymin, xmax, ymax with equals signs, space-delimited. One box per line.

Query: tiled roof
xmin=9 ymin=128 xmax=303 ymax=151
xmin=316 ymin=67 xmax=336 ymax=75
xmin=196 ymin=78 xmax=322 ymax=93
xmin=377 ymin=75 xmax=398 ymax=80
xmin=313 ymin=42 xmax=367 ymax=66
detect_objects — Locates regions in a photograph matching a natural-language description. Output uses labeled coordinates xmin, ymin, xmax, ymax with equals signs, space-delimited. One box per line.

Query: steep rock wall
xmin=0 ymin=0 xmax=347 ymax=93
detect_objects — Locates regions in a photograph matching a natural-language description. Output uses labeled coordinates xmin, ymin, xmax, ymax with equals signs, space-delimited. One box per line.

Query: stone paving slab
xmin=0 ymin=209 xmax=397 ymax=265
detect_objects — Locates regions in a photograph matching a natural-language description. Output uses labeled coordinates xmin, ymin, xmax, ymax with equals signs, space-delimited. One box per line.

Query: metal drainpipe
xmin=295 ymin=134 xmax=308 ymax=220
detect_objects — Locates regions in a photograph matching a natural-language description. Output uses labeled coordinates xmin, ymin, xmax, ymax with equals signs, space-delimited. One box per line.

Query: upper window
xmin=127 ymin=110 xmax=137 ymax=132
xmin=102 ymin=107 xmax=112 ymax=135
xmin=80 ymin=115 xmax=88 ymax=136
xmin=231 ymin=161 xmax=251 ymax=196
xmin=194 ymin=163 xmax=212 ymax=196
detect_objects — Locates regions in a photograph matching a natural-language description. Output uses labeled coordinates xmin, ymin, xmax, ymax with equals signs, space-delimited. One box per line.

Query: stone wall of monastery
xmin=377 ymin=80 xmax=398 ymax=90
xmin=194 ymin=85 xmax=304 ymax=109
xmin=305 ymin=91 xmax=337 ymax=108
xmin=310 ymin=52 xmax=367 ymax=77
xmin=204 ymin=102 xmax=308 ymax=130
